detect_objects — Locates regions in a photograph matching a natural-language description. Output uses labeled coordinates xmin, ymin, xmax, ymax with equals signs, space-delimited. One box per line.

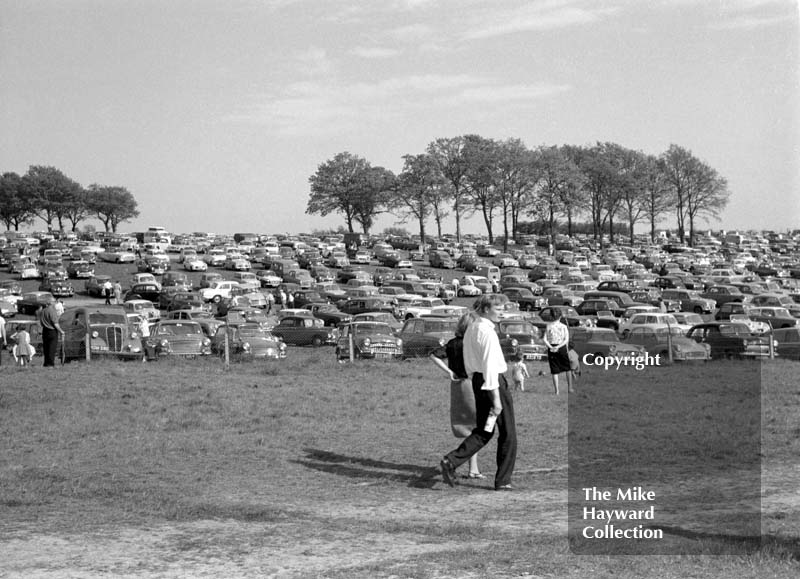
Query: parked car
xmin=772 ymin=327 xmax=800 ymax=360
xmin=85 ymin=275 xmax=112 ymax=298
xmin=125 ymin=283 xmax=162 ymax=304
xmin=398 ymin=316 xmax=459 ymax=358
xmin=568 ymin=326 xmax=646 ymax=359
xmin=660 ymin=289 xmax=716 ymax=314
xmin=745 ymin=307 xmax=798 ymax=329
xmin=624 ymin=327 xmax=711 ymax=361
xmin=16 ymin=291 xmax=55 ymax=315
xmin=161 ymin=271 xmax=190 ymax=289
xmin=254 ymin=269 xmax=282 ymax=288
xmin=618 ymin=312 xmax=680 ymax=337
xmin=304 ymin=303 xmax=353 ymax=327
xmin=502 ymin=287 xmax=547 ymax=311
xmin=38 ymin=278 xmax=74 ymax=298
xmin=699 ymin=285 xmax=746 ymax=307
xmin=750 ymin=293 xmax=800 ymax=317
xmin=335 ymin=321 xmax=404 ymax=360
xmin=495 ymin=319 xmax=547 ymax=361
xmin=198 ymin=272 xmax=225 ymax=289
xmin=685 ymin=322 xmax=773 ymax=359
xmin=270 ymin=316 xmax=337 ymax=346
xmin=19 ymin=263 xmax=41 ymax=280
xmin=351 ymin=311 xmax=402 ymax=333
xmin=144 ymin=319 xmax=212 ymax=359
xmin=3 ymin=319 xmax=43 ymax=354
xmin=210 ymin=323 xmax=287 ymax=359
xmin=199 ymin=280 xmax=241 ymax=303
xmin=66 ymin=260 xmax=95 ymax=279
xmin=130 ymin=273 xmax=160 ymax=289
xmin=167 ymin=291 xmax=208 ymax=312
xmin=122 ymin=299 xmax=161 ymax=321
xmin=183 ymin=258 xmax=208 ymax=272
xmin=715 ymin=301 xmax=750 ymax=321
xmin=60 ymin=306 xmax=144 ymax=361
xmin=136 ymin=257 xmax=168 ymax=275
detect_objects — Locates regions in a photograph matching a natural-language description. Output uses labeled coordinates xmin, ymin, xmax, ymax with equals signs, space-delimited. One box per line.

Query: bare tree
xmin=427 ymin=136 xmax=470 ymax=242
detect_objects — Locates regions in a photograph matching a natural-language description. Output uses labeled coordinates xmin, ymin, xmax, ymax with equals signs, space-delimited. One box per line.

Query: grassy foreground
xmin=0 ymin=354 xmax=798 ymax=578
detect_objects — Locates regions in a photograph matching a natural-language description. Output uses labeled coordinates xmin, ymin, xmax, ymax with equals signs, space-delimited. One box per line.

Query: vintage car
xmin=456 ymin=276 xmax=485 ymax=297
xmin=624 ymin=327 xmax=711 ymax=361
xmin=161 ymin=271 xmax=191 ymax=289
xmin=660 ymin=289 xmax=716 ymax=314
xmin=99 ymin=249 xmax=136 ymax=264
xmin=305 ymin=303 xmax=353 ymax=327
xmin=401 ymin=297 xmax=448 ymax=319
xmin=568 ymin=326 xmax=647 ymax=359
xmin=130 ymin=272 xmax=160 ymax=288
xmin=60 ymin=306 xmax=143 ymax=361
xmin=19 ymin=263 xmax=41 ymax=280
xmin=315 ymin=282 xmax=349 ymax=304
xmin=224 ymin=257 xmax=251 ymax=271
xmin=0 ymin=291 xmax=17 ymax=317
xmin=339 ymin=297 xmax=397 ymax=317
xmin=231 ymin=272 xmax=260 ymax=291
xmin=125 ymin=283 xmax=162 ymax=304
xmin=0 ymin=280 xmax=23 ymax=296
xmin=618 ymin=312 xmax=680 ymax=337
xmin=85 ymin=275 xmax=113 ymax=298
xmin=16 ymin=291 xmax=55 ymax=315
xmin=183 ymin=258 xmax=208 ymax=272
xmin=66 ymin=260 xmax=95 ymax=279
xmin=750 ymin=293 xmax=800 ymax=317
xmin=495 ymin=319 xmax=547 ymax=361
xmin=398 ymin=316 xmax=459 ymax=358
xmin=335 ymin=321 xmax=404 ymax=361
xmin=199 ymin=280 xmax=241 ymax=303
xmin=136 ymin=257 xmax=168 ymax=275
xmin=351 ymin=311 xmax=402 ymax=333
xmin=210 ymin=323 xmax=287 ymax=359
xmin=699 ymin=285 xmax=746 ymax=307
xmin=292 ymin=289 xmax=325 ymax=308
xmin=685 ymin=322 xmax=773 ymax=359
xmin=502 ymin=287 xmax=547 ymax=311
xmin=574 ymin=298 xmax=625 ymax=319
xmin=745 ymin=307 xmax=798 ymax=330
xmin=198 ymin=272 xmax=225 ymax=289
xmin=203 ymin=249 xmax=227 ymax=267
xmin=254 ymin=269 xmax=282 ymax=288
xmin=122 ymin=299 xmax=161 ymax=321
xmin=270 ymin=316 xmax=337 ymax=346
xmin=166 ymin=291 xmax=208 ymax=313
xmin=728 ymin=314 xmax=771 ymax=335
xmin=178 ymin=248 xmax=198 ymax=263
xmin=144 ymin=319 xmax=212 ymax=359
xmin=309 ymin=265 xmax=336 ymax=283
xmin=772 ymin=327 xmax=800 ymax=360
xmin=38 ymin=277 xmax=74 ymax=298
xmin=538 ymin=305 xmax=583 ymax=327
xmin=9 ymin=257 xmax=34 ymax=274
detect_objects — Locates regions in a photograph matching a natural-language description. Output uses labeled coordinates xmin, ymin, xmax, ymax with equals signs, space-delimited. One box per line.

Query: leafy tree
xmin=389 ymin=153 xmax=443 ymax=247
xmin=85 ymin=184 xmax=140 ymax=232
xmin=427 ymin=137 xmax=469 ymax=242
xmin=493 ymin=139 xmax=538 ymax=250
xmin=686 ymin=163 xmax=729 ymax=246
xmin=22 ymin=165 xmax=84 ymax=230
xmin=639 ymin=155 xmax=673 ymax=243
xmin=307 ymin=152 xmax=391 ymax=234
xmin=0 ymin=172 xmax=35 ymax=230
xmin=63 ymin=188 xmax=91 ymax=232
xmin=532 ymin=146 xmax=584 ymax=248
xmin=462 ymin=135 xmax=501 ymax=243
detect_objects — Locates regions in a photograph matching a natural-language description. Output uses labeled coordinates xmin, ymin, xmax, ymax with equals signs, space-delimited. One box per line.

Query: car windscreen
xmin=355 ymin=323 xmax=392 ymax=335
xmin=88 ymin=313 xmax=127 ymax=324
xmin=423 ymin=320 xmax=457 ymax=333
xmin=157 ymin=323 xmax=201 ymax=335
xmin=589 ymin=331 xmax=618 ymax=343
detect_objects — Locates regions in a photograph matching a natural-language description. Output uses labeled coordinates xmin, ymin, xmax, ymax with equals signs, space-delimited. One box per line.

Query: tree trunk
xmin=454 ymin=198 xmax=462 ymax=243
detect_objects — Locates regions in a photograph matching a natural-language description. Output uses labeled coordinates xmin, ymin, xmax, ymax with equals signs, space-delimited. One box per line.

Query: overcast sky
xmin=1 ymin=0 xmax=798 ymax=237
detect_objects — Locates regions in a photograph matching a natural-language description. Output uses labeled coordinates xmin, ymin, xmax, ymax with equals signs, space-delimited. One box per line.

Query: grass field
xmin=1 ymin=354 xmax=798 ymax=578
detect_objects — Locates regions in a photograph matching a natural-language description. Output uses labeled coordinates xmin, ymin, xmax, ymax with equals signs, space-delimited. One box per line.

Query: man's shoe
xmin=495 ymin=484 xmax=514 ymax=491
xmin=440 ymin=458 xmax=457 ymax=488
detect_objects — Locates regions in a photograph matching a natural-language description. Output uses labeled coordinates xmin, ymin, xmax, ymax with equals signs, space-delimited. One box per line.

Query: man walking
xmin=440 ymin=294 xmax=518 ymax=491
xmin=38 ymin=300 xmax=65 ymax=367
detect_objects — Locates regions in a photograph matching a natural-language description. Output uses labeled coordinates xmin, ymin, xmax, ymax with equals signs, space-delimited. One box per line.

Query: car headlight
xmin=773 ymin=340 xmax=779 ymax=347
xmin=130 ymin=331 xmax=140 ymax=339
xmin=608 ymin=344 xmax=617 ymax=353
xmin=510 ymin=339 xmax=518 ymax=347
xmin=674 ymin=345 xmax=682 ymax=352
xmin=160 ymin=339 xmax=169 ymax=347
xmin=362 ymin=338 xmax=371 ymax=347
xmin=91 ymin=330 xmax=99 ymax=338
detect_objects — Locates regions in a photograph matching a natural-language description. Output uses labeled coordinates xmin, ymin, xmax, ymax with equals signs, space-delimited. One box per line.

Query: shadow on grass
xmin=643 ymin=525 xmax=800 ymax=559
xmin=293 ymin=448 xmax=446 ymax=490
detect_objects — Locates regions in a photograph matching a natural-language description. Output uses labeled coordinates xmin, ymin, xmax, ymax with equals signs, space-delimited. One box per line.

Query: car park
xmin=125 ymin=283 xmax=162 ymax=304
xmin=568 ymin=326 xmax=646 ymax=359
xmin=335 ymin=321 xmax=404 ymax=360
xmin=746 ymin=307 xmax=798 ymax=329
xmin=502 ymin=287 xmax=546 ymax=311
xmin=144 ymin=319 xmax=212 ymax=359
xmin=38 ymin=277 xmax=74 ymax=298
xmin=772 ymin=327 xmax=800 ymax=360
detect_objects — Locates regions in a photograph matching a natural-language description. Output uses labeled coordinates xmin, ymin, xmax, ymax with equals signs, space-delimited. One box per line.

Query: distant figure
xmin=507 ymin=354 xmax=530 ymax=392
xmin=658 ymin=298 xmax=667 ymax=313
xmin=54 ymin=298 xmax=65 ymax=316
xmin=113 ymin=281 xmax=123 ymax=305
xmin=38 ymin=300 xmax=65 ymax=367
xmin=0 ymin=314 xmax=6 ymax=366
xmin=286 ymin=292 xmax=295 ymax=308
xmin=103 ymin=280 xmax=113 ymax=305
xmin=11 ymin=327 xmax=34 ymax=367
xmin=266 ymin=292 xmax=275 ymax=314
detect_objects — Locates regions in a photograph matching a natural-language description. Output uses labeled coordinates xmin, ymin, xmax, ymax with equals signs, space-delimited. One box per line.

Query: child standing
xmin=508 ymin=354 xmax=530 ymax=391
xmin=11 ymin=327 xmax=34 ymax=367
xmin=568 ymin=341 xmax=580 ymax=392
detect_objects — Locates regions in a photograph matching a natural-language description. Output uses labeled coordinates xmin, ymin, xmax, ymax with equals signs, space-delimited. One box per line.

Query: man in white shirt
xmin=440 ymin=294 xmax=518 ymax=491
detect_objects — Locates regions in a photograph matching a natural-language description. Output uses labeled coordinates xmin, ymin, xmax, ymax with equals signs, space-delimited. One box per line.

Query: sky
xmin=1 ymin=0 xmax=798 ymax=237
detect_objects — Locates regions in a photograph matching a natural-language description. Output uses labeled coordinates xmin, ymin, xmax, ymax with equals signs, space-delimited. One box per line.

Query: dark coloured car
xmin=167 ymin=291 xmax=207 ymax=312
xmin=60 ymin=306 xmax=144 ymax=361
xmin=700 ymin=285 xmax=746 ymax=307
xmin=335 ymin=321 xmax=404 ymax=360
xmin=746 ymin=307 xmax=798 ymax=330
xmin=145 ymin=320 xmax=212 ymax=359
xmin=38 ymin=278 xmax=75 ymax=298
xmin=17 ymin=291 xmax=55 ymax=315
xmin=270 ymin=316 xmax=337 ymax=346
xmin=624 ymin=327 xmax=711 ymax=362
xmin=85 ymin=275 xmax=113 ymax=298
xmin=568 ymin=326 xmax=646 ymax=359
xmin=66 ymin=260 xmax=95 ymax=279
xmin=495 ymin=320 xmax=547 ymax=361
xmin=305 ymin=302 xmax=352 ymax=327
xmin=339 ymin=297 xmax=397 ymax=317
xmin=596 ymin=280 xmax=639 ymax=293
xmin=685 ymin=322 xmax=773 ymax=359
xmin=292 ymin=289 xmax=325 ymax=308
xmin=715 ymin=301 xmax=750 ymax=321
xmin=398 ymin=316 xmax=458 ymax=358
xmin=660 ymin=289 xmax=716 ymax=314
xmin=0 ymin=280 xmax=22 ymax=295
xmin=538 ymin=305 xmax=583 ymax=327
xmin=772 ymin=327 xmax=800 ymax=360
xmin=3 ymin=319 xmax=43 ymax=354
xmin=502 ymin=287 xmax=547 ymax=311
xmin=211 ymin=323 xmax=287 ymax=359
xmin=125 ymin=283 xmax=162 ymax=304
xmin=574 ymin=298 xmax=623 ymax=318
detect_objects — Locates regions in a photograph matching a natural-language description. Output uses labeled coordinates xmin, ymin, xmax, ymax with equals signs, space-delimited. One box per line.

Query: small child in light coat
xmin=508 ymin=354 xmax=530 ymax=391
xmin=568 ymin=341 xmax=580 ymax=391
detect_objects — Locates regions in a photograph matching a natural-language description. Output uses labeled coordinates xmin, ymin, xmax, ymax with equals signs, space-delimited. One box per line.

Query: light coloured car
xmin=618 ymin=312 xmax=680 ymax=337
xmin=184 ymin=258 xmax=208 ymax=272
xmin=19 ymin=263 xmax=41 ymax=280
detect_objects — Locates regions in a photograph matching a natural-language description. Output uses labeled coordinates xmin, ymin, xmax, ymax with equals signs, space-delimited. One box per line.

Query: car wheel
xmin=693 ymin=306 xmax=703 ymax=314
xmin=311 ymin=336 xmax=323 ymax=347
xmin=212 ymin=295 xmax=221 ymax=304
xmin=457 ymin=290 xmax=465 ymax=297
xmin=621 ymin=330 xmax=630 ymax=338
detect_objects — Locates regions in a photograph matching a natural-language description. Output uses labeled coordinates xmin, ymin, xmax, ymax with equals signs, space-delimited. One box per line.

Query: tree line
xmin=0 ymin=165 xmax=140 ymax=234
xmin=306 ymin=137 xmax=730 ymax=249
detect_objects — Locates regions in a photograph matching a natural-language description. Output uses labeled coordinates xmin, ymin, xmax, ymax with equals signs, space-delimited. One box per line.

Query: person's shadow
xmin=293 ymin=448 xmax=471 ymax=489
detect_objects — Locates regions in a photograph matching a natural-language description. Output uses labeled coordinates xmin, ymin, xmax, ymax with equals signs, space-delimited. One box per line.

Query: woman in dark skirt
xmin=543 ymin=316 xmax=573 ymax=394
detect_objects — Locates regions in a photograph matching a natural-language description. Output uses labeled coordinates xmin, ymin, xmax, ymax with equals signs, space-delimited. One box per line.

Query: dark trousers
xmin=42 ymin=327 xmax=59 ymax=367
xmin=444 ymin=372 xmax=517 ymax=488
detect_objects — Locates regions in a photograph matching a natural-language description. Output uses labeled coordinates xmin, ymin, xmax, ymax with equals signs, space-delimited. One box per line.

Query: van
xmin=271 ymin=259 xmax=300 ymax=279
xmin=476 ymin=265 xmax=500 ymax=282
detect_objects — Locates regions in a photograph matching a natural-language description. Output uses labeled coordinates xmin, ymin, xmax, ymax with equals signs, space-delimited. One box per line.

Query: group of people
xmin=430 ymin=297 xmax=579 ymax=490
xmin=102 ymin=280 xmax=123 ymax=305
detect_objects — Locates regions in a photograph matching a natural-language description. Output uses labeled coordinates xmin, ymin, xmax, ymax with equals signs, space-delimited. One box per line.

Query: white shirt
xmin=544 ymin=321 xmax=569 ymax=349
xmin=463 ymin=316 xmax=507 ymax=391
